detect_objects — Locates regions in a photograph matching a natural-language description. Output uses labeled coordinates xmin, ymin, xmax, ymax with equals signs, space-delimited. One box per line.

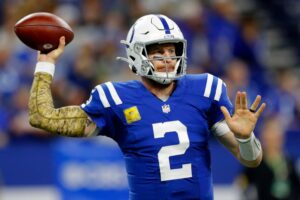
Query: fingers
xmin=255 ymin=102 xmax=266 ymax=118
xmin=235 ymin=91 xmax=267 ymax=119
xmin=235 ymin=91 xmax=248 ymax=110
xmin=54 ymin=36 xmax=65 ymax=57
xmin=246 ymin=94 xmax=266 ymax=118
xmin=36 ymin=37 xmax=65 ymax=63
xmin=221 ymin=106 xmax=231 ymax=122
xmin=50 ymin=36 xmax=65 ymax=61
xmin=235 ymin=91 xmax=241 ymax=110
xmin=58 ymin=36 xmax=66 ymax=49
xmin=249 ymin=95 xmax=261 ymax=111
xmin=241 ymin=92 xmax=248 ymax=109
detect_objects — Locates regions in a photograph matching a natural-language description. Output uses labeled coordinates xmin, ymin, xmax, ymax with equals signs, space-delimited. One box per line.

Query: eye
xmin=149 ymin=49 xmax=163 ymax=56
xmin=153 ymin=55 xmax=164 ymax=60
xmin=169 ymin=49 xmax=175 ymax=54
xmin=158 ymin=49 xmax=165 ymax=54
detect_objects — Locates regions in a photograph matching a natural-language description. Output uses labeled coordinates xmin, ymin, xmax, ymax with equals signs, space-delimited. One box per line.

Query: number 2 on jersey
xmin=152 ymin=120 xmax=192 ymax=181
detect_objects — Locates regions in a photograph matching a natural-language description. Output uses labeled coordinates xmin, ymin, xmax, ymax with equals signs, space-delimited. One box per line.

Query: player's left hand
xmin=220 ymin=91 xmax=266 ymax=139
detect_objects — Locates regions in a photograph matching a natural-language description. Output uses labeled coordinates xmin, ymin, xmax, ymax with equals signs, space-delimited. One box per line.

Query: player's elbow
xmin=28 ymin=106 xmax=53 ymax=132
xmin=28 ymin=99 xmax=55 ymax=131
xmin=29 ymin=112 xmax=43 ymax=129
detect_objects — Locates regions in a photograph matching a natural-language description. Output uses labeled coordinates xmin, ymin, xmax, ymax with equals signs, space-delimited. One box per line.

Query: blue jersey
xmin=81 ymin=74 xmax=233 ymax=200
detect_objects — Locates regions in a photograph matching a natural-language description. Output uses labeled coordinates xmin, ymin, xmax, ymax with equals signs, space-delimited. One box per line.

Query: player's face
xmin=147 ymin=43 xmax=177 ymax=73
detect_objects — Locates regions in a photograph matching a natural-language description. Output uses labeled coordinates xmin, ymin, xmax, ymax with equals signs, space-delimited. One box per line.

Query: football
xmin=14 ymin=12 xmax=74 ymax=53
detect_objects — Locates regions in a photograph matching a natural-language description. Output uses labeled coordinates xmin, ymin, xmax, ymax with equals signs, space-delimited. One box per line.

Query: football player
xmin=29 ymin=14 xmax=266 ymax=199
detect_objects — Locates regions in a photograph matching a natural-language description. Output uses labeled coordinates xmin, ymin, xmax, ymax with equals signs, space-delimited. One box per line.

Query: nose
xmin=162 ymin=52 xmax=175 ymax=63
xmin=164 ymin=56 xmax=173 ymax=63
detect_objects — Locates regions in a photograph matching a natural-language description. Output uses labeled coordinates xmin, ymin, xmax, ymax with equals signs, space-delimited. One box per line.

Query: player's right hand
xmin=37 ymin=36 xmax=65 ymax=64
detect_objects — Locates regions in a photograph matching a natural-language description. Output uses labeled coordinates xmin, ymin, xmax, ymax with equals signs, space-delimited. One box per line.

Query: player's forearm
xmin=235 ymin=133 xmax=263 ymax=168
xmin=239 ymin=150 xmax=262 ymax=168
xmin=217 ymin=132 xmax=262 ymax=168
xmin=28 ymin=72 xmax=88 ymax=137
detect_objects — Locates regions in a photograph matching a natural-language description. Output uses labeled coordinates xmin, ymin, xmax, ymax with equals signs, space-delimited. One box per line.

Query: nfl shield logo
xmin=162 ymin=104 xmax=171 ymax=113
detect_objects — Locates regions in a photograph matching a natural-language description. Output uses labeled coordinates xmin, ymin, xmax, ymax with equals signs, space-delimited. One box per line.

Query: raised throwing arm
xmin=28 ymin=37 xmax=97 ymax=137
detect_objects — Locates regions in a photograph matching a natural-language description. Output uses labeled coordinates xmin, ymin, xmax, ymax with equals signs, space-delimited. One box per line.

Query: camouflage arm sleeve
xmin=28 ymin=72 xmax=89 ymax=137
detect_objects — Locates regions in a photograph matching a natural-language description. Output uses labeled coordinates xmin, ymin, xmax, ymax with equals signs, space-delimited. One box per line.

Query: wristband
xmin=235 ymin=133 xmax=253 ymax=143
xmin=34 ymin=62 xmax=55 ymax=76
xmin=236 ymin=133 xmax=262 ymax=161
xmin=211 ymin=120 xmax=231 ymax=137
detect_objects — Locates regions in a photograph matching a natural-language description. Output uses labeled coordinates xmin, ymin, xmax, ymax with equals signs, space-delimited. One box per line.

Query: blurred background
xmin=0 ymin=0 xmax=300 ymax=199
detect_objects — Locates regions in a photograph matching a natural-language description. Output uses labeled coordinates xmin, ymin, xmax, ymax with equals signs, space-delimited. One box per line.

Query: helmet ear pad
xmin=174 ymin=42 xmax=183 ymax=58
xmin=131 ymin=66 xmax=137 ymax=73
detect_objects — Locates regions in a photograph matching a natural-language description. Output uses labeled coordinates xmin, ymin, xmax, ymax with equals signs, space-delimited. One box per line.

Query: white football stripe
xmin=214 ymin=78 xmax=222 ymax=101
xmin=204 ymin=74 xmax=213 ymax=98
xmin=105 ymin=82 xmax=122 ymax=105
xmin=96 ymin=85 xmax=110 ymax=108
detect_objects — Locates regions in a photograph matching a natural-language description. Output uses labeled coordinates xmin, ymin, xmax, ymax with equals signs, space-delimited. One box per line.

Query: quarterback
xmin=29 ymin=14 xmax=266 ymax=199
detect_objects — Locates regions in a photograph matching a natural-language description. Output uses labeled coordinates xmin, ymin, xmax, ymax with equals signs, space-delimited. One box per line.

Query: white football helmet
xmin=117 ymin=14 xmax=187 ymax=84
